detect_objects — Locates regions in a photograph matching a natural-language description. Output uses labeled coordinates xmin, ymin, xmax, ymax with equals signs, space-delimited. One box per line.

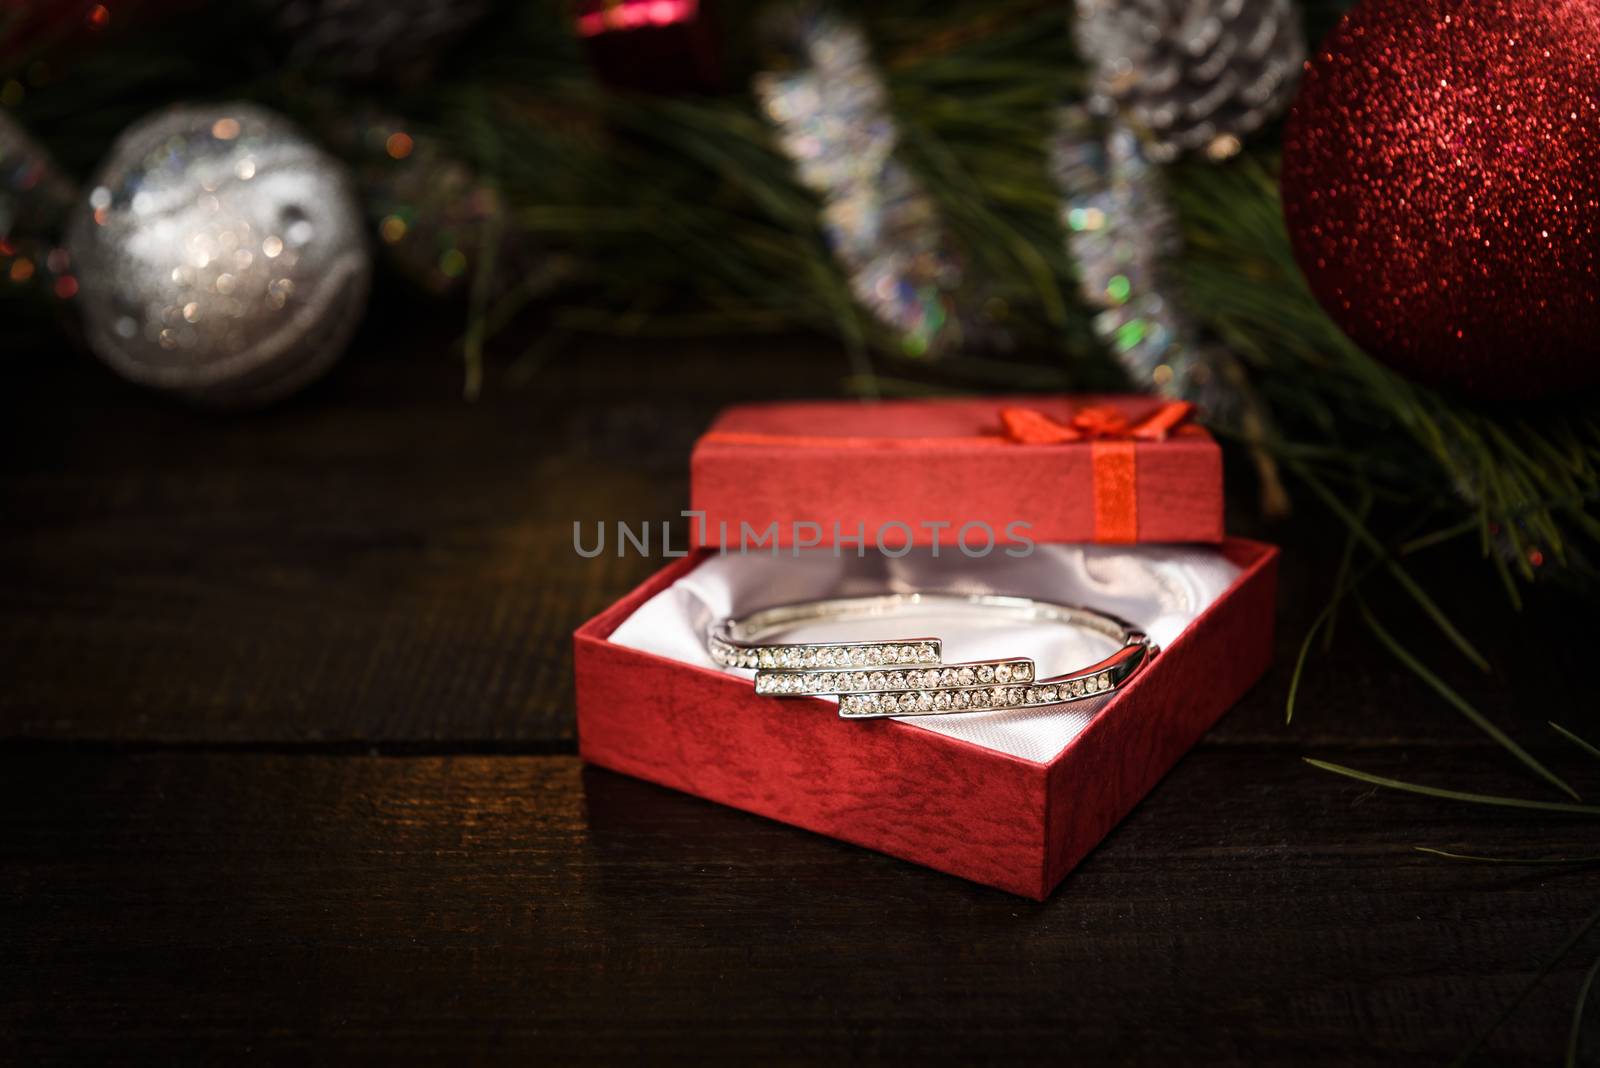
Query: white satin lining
xmin=605 ymin=545 xmax=1241 ymax=764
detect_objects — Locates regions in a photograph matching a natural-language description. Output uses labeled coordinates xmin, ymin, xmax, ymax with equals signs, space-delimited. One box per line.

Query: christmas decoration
xmin=1281 ymin=0 xmax=1600 ymax=400
xmin=0 ymin=110 xmax=80 ymax=302
xmin=1060 ymin=0 xmax=1303 ymax=415
xmin=0 ymin=0 xmax=122 ymax=66
xmin=1050 ymin=107 xmax=1224 ymax=410
xmin=753 ymin=6 xmax=964 ymax=357
xmin=255 ymin=0 xmax=492 ymax=83
xmin=66 ymin=103 xmax=370 ymax=407
xmin=576 ymin=0 xmax=721 ymax=93
xmin=0 ymin=110 xmax=76 ymax=241
xmin=1075 ymin=0 xmax=1304 ymax=163
xmin=339 ymin=115 xmax=504 ymax=296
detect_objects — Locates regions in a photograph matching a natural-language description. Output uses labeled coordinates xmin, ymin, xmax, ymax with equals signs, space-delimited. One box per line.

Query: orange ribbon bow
xmin=998 ymin=401 xmax=1194 ymax=445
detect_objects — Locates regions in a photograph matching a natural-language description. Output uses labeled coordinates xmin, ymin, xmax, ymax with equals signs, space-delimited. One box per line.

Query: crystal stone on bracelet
xmin=838 ymin=671 xmax=1115 ymax=718
xmin=710 ymin=638 xmax=940 ymax=671
xmin=754 ymin=659 xmax=1032 ymax=696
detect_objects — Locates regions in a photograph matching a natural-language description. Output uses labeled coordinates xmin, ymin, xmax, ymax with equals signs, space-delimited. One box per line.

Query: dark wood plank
xmin=2 ymin=747 xmax=1595 ymax=1064
xmin=0 ymin=321 xmax=851 ymax=744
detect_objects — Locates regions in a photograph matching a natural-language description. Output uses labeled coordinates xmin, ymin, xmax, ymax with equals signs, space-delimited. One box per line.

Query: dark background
xmin=2 ymin=315 xmax=1597 ymax=1064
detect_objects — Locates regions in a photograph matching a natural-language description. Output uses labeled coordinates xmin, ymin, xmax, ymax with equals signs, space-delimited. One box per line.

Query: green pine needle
xmin=1453 ymin=901 xmax=1600 ymax=1066
xmin=1285 ymin=607 xmax=1328 ymax=727
xmin=1287 ymin=550 xmax=1386 ymax=725
xmin=1400 ymin=518 xmax=1480 ymax=557
xmin=1570 ymin=953 xmax=1600 ymax=1068
xmin=1552 ymin=722 xmax=1600 ymax=764
xmin=1298 ymin=467 xmax=1491 ymax=673
xmin=1304 ymin=760 xmax=1600 ymax=817
xmin=1358 ymin=600 xmax=1580 ymax=801
xmin=1415 ymin=847 xmax=1600 ymax=866
xmin=1320 ymin=489 xmax=1372 ymax=653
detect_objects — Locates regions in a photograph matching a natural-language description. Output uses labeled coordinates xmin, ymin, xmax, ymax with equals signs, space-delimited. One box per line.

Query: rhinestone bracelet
xmin=708 ymin=593 xmax=1155 ymax=720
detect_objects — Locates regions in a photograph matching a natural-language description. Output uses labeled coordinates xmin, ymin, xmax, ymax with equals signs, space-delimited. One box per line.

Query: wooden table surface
xmin=2 ymin=319 xmax=1597 ymax=1064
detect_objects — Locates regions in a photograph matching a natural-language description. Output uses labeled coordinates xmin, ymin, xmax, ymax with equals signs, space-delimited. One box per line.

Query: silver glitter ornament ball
xmin=67 ymin=103 xmax=371 ymax=407
xmin=1075 ymin=0 xmax=1304 ymax=163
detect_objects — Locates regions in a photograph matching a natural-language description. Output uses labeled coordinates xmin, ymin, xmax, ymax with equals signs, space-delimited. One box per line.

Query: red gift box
xmin=574 ymin=539 xmax=1277 ymax=899
xmin=690 ymin=395 xmax=1223 ymax=548
xmin=574 ymin=394 xmax=1273 ymax=898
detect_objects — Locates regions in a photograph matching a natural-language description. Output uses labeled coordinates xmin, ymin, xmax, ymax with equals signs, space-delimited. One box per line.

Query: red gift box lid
xmin=689 ymin=395 xmax=1222 ymax=548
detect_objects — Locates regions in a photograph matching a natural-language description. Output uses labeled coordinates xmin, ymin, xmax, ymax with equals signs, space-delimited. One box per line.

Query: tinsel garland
xmin=752 ymin=6 xmax=967 ymax=357
xmin=1049 ymin=107 xmax=1226 ymax=412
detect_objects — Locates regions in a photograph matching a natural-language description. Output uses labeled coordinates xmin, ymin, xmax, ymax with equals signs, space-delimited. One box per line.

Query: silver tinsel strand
xmin=1050 ymin=106 xmax=1229 ymax=412
xmin=1075 ymin=0 xmax=1304 ymax=163
xmin=753 ymin=6 xmax=964 ymax=357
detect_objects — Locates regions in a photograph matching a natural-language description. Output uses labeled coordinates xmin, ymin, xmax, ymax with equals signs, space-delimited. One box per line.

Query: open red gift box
xmin=574 ymin=396 xmax=1277 ymax=899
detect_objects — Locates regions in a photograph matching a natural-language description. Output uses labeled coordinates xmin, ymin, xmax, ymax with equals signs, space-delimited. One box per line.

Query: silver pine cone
xmin=1074 ymin=0 xmax=1305 ymax=162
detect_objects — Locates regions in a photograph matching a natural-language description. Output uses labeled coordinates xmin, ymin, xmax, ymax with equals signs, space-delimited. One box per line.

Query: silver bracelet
xmin=708 ymin=593 xmax=1156 ymax=719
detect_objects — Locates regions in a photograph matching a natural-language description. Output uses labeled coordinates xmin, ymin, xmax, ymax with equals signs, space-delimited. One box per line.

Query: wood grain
xmin=0 ymin=326 xmax=850 ymax=744
xmin=1 ymin=747 xmax=1594 ymax=1064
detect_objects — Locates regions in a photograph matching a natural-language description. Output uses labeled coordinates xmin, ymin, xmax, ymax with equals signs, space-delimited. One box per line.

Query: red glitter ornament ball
xmin=1280 ymin=0 xmax=1600 ymax=400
